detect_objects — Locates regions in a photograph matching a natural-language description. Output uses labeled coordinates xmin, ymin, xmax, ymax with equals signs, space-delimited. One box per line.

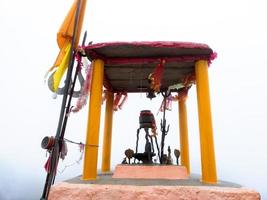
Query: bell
xmin=41 ymin=136 xmax=55 ymax=150
xmin=146 ymin=90 xmax=156 ymax=99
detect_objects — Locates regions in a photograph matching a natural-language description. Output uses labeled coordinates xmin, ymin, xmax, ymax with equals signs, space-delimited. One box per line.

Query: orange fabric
xmin=57 ymin=0 xmax=87 ymax=50
xmin=50 ymin=0 xmax=87 ymax=71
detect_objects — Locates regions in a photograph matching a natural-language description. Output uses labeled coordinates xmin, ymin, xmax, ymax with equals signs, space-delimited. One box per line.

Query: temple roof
xmin=84 ymin=41 xmax=216 ymax=93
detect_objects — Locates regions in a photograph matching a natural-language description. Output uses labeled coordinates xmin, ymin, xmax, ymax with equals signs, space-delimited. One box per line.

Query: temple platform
xmin=112 ymin=164 xmax=188 ymax=180
xmin=48 ymin=172 xmax=260 ymax=200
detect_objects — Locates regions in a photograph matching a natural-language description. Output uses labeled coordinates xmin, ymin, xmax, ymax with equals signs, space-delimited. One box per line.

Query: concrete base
xmin=49 ymin=182 xmax=260 ymax=200
xmin=112 ymin=164 xmax=188 ymax=180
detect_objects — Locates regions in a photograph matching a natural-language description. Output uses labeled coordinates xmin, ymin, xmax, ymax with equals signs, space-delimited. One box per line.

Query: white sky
xmin=0 ymin=0 xmax=267 ymax=199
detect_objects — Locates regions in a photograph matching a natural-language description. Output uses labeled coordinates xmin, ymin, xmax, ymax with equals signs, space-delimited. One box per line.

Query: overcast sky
xmin=0 ymin=0 xmax=267 ymax=199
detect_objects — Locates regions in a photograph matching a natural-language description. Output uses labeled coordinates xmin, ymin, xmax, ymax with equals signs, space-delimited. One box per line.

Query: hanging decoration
xmin=156 ymin=72 xmax=194 ymax=113
xmin=158 ymin=95 xmax=178 ymax=113
xmin=71 ymin=58 xmax=92 ymax=113
xmin=43 ymin=137 xmax=87 ymax=174
xmin=113 ymin=92 xmax=128 ymax=111
xmin=146 ymin=89 xmax=157 ymax=99
xmin=177 ymin=87 xmax=190 ymax=101
xmin=43 ymin=139 xmax=68 ymax=173
xmin=44 ymin=156 xmax=53 ymax=173
xmin=183 ymin=74 xmax=195 ymax=87
xmin=168 ymin=83 xmax=184 ymax=92
xmin=157 ymin=86 xmax=191 ymax=113
xmin=148 ymin=59 xmax=166 ymax=93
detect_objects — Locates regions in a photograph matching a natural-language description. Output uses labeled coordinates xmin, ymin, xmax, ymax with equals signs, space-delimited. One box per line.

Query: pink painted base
xmin=112 ymin=165 xmax=188 ymax=180
xmin=49 ymin=183 xmax=261 ymax=200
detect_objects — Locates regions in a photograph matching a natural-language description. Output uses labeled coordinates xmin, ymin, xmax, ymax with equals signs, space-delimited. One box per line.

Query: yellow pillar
xmin=82 ymin=59 xmax=104 ymax=180
xmin=195 ymin=60 xmax=217 ymax=183
xmin=101 ymin=91 xmax=114 ymax=172
xmin=178 ymin=97 xmax=190 ymax=174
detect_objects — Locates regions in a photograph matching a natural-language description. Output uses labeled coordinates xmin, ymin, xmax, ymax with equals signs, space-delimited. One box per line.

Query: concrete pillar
xmin=195 ymin=60 xmax=217 ymax=183
xmin=82 ymin=59 xmax=104 ymax=180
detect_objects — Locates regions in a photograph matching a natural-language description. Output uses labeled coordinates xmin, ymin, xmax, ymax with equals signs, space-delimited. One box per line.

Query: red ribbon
xmin=113 ymin=92 xmax=128 ymax=111
xmin=149 ymin=59 xmax=166 ymax=92
xmin=44 ymin=156 xmax=51 ymax=173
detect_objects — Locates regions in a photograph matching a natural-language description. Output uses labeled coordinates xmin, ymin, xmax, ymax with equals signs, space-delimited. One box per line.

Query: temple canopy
xmin=85 ymin=41 xmax=216 ymax=93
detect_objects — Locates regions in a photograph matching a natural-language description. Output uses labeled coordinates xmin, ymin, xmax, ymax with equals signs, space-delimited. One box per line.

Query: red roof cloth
xmin=84 ymin=41 xmax=216 ymax=92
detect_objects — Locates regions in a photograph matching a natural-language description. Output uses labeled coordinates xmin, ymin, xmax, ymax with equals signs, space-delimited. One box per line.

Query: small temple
xmin=47 ymin=41 xmax=260 ymax=200
xmin=40 ymin=0 xmax=261 ymax=199
xmin=81 ymin=41 xmax=217 ymax=183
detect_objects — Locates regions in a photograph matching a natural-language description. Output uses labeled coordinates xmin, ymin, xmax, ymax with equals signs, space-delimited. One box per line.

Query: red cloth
xmin=85 ymin=41 xmax=216 ymax=65
xmin=113 ymin=92 xmax=128 ymax=111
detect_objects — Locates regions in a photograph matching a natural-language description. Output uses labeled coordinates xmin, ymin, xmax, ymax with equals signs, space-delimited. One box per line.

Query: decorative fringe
xmin=209 ymin=52 xmax=218 ymax=64
xmin=71 ymin=58 xmax=92 ymax=113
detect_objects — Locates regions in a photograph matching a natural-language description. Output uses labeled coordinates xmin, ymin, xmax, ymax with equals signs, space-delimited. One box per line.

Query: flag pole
xmin=40 ymin=0 xmax=83 ymax=199
xmin=58 ymin=30 xmax=87 ymax=156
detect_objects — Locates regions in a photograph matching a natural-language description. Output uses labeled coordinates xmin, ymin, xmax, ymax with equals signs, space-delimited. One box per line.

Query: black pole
xmin=52 ymin=31 xmax=87 ymax=181
xmin=55 ymin=0 xmax=82 ymax=141
xmin=160 ymin=95 xmax=166 ymax=164
xmin=59 ymin=31 xmax=87 ymax=141
xmin=52 ymin=31 xmax=87 ymax=185
xmin=59 ymin=30 xmax=87 ymax=145
xmin=159 ymin=90 xmax=170 ymax=164
xmin=40 ymin=1 xmax=83 ymax=199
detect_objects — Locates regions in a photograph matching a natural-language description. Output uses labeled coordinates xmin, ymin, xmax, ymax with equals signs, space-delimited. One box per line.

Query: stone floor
xmin=66 ymin=172 xmax=242 ymax=188
xmin=48 ymin=170 xmax=260 ymax=200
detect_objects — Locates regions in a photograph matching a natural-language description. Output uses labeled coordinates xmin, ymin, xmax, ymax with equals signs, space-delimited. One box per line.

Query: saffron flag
xmin=47 ymin=0 xmax=87 ymax=92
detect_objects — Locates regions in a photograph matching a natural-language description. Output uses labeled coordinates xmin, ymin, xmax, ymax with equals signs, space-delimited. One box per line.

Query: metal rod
xmin=144 ymin=128 xmax=151 ymax=163
xmin=52 ymin=31 xmax=87 ymax=185
xmin=154 ymin=136 xmax=161 ymax=161
xmin=159 ymin=90 xmax=170 ymax=164
xmin=148 ymin=135 xmax=154 ymax=153
xmin=160 ymin=96 xmax=166 ymax=163
xmin=59 ymin=31 xmax=87 ymax=151
xmin=134 ymin=128 xmax=140 ymax=163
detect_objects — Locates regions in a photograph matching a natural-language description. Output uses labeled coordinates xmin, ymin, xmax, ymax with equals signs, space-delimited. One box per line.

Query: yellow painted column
xmin=195 ymin=60 xmax=217 ymax=183
xmin=82 ymin=59 xmax=104 ymax=180
xmin=101 ymin=91 xmax=114 ymax=172
xmin=178 ymin=97 xmax=190 ymax=174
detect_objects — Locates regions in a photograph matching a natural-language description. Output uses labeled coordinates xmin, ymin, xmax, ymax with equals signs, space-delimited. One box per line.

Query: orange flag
xmin=47 ymin=0 xmax=87 ymax=92
xmin=57 ymin=0 xmax=87 ymax=51
xmin=53 ymin=0 xmax=87 ymax=69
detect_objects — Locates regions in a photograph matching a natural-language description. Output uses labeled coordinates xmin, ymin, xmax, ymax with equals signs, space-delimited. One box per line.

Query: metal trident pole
xmin=159 ymin=90 xmax=170 ymax=164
